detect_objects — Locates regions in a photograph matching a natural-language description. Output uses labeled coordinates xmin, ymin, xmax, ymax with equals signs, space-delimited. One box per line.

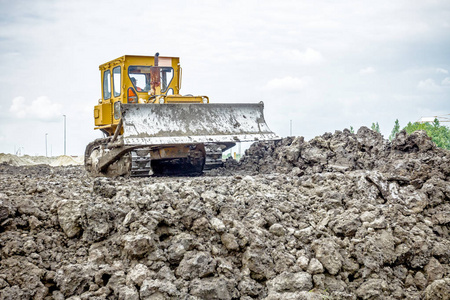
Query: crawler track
xmin=85 ymin=138 xmax=207 ymax=177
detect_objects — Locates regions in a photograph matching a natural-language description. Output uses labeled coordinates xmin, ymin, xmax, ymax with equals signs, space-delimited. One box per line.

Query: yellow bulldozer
xmin=85 ymin=53 xmax=278 ymax=177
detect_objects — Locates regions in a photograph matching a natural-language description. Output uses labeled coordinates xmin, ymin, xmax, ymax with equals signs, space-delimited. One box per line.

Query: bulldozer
xmin=85 ymin=53 xmax=278 ymax=177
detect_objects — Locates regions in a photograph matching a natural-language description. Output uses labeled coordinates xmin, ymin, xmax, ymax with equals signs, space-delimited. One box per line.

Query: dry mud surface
xmin=0 ymin=127 xmax=449 ymax=299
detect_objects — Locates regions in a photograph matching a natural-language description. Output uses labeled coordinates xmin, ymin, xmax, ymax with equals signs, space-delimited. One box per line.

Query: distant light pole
xmin=63 ymin=115 xmax=66 ymax=155
xmin=238 ymin=142 xmax=241 ymax=160
xmin=45 ymin=133 xmax=48 ymax=157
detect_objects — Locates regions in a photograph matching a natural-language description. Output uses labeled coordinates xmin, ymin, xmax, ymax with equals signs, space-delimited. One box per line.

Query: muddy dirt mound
xmin=230 ymin=127 xmax=449 ymax=179
xmin=0 ymin=128 xmax=449 ymax=299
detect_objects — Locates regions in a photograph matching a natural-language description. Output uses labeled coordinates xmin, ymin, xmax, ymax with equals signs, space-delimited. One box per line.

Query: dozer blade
xmin=121 ymin=102 xmax=279 ymax=145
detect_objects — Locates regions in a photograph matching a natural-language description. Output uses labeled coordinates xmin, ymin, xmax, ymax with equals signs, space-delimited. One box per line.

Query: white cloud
xmin=10 ymin=97 xmax=27 ymax=118
xmin=436 ymin=68 xmax=448 ymax=74
xmin=9 ymin=96 xmax=63 ymax=121
xmin=417 ymin=78 xmax=440 ymax=92
xmin=442 ymin=77 xmax=450 ymax=86
xmin=286 ymin=48 xmax=323 ymax=65
xmin=359 ymin=67 xmax=376 ymax=74
xmin=265 ymin=76 xmax=312 ymax=91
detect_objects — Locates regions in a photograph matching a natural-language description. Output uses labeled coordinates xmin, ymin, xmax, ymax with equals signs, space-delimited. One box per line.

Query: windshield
xmin=128 ymin=66 xmax=174 ymax=93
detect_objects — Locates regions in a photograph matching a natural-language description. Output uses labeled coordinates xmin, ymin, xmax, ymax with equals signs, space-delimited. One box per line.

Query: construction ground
xmin=0 ymin=127 xmax=449 ymax=299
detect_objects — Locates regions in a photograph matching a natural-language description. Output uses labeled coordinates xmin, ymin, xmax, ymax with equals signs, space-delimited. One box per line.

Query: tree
xmin=371 ymin=122 xmax=380 ymax=133
xmin=403 ymin=119 xmax=450 ymax=150
xmin=389 ymin=119 xmax=400 ymax=141
xmin=350 ymin=126 xmax=354 ymax=134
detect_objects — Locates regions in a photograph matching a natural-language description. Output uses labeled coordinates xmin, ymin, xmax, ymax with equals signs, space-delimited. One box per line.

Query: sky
xmin=0 ymin=0 xmax=449 ymax=156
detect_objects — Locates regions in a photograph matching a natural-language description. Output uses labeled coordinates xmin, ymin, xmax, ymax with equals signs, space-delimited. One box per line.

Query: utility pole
xmin=63 ymin=115 xmax=66 ymax=155
xmin=45 ymin=133 xmax=48 ymax=157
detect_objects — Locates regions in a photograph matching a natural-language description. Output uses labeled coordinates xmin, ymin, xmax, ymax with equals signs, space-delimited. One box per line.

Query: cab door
xmin=111 ymin=65 xmax=123 ymax=125
xmin=94 ymin=68 xmax=113 ymax=129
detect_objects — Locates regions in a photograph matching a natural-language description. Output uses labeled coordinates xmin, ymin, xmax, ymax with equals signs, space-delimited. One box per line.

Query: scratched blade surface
xmin=121 ymin=103 xmax=279 ymax=145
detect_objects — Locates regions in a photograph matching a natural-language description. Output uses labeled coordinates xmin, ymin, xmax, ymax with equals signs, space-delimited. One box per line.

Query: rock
xmin=117 ymin=285 xmax=139 ymax=300
xmin=28 ymin=215 xmax=42 ymax=230
xmin=175 ymin=251 xmax=216 ymax=280
xmin=307 ymin=258 xmax=324 ymax=274
xmin=0 ymin=286 xmax=28 ymax=300
xmin=269 ymin=223 xmax=286 ymax=236
xmin=0 ymin=198 xmax=15 ymax=222
xmin=23 ymin=239 xmax=37 ymax=254
xmin=221 ymin=233 xmax=239 ymax=250
xmin=92 ymin=178 xmax=117 ymax=198
xmin=312 ymin=239 xmax=343 ymax=275
xmin=322 ymin=276 xmax=347 ymax=293
xmin=267 ymin=271 xmax=313 ymax=292
xmin=360 ymin=211 xmax=376 ymax=223
xmin=210 ymin=217 xmax=226 ymax=233
xmin=167 ymin=233 xmax=194 ymax=263
xmin=329 ymin=211 xmax=361 ymax=237
xmin=273 ymin=250 xmax=296 ymax=273
xmin=424 ymin=257 xmax=444 ymax=282
xmin=423 ymin=278 xmax=450 ymax=300
xmin=392 ymin=130 xmax=435 ymax=152
xmin=122 ymin=209 xmax=138 ymax=227
xmin=57 ymin=200 xmax=85 ymax=238
xmin=238 ymin=277 xmax=263 ymax=297
xmin=140 ymin=279 xmax=178 ymax=299
xmin=297 ymin=255 xmax=310 ymax=270
xmin=242 ymin=248 xmax=275 ymax=280
xmin=355 ymin=278 xmax=388 ymax=299
xmin=16 ymin=198 xmax=46 ymax=219
xmin=414 ymin=271 xmax=427 ymax=290
xmin=55 ymin=264 xmax=94 ymax=297
xmin=189 ymin=277 xmax=233 ymax=300
xmin=82 ymin=203 xmax=115 ymax=242
xmin=265 ymin=291 xmax=324 ymax=300
xmin=126 ymin=264 xmax=152 ymax=287
xmin=354 ymin=229 xmax=396 ymax=272
xmin=432 ymin=211 xmax=450 ymax=225
xmin=369 ymin=216 xmax=387 ymax=229
xmin=121 ymin=234 xmax=154 ymax=258
xmin=405 ymin=274 xmax=415 ymax=288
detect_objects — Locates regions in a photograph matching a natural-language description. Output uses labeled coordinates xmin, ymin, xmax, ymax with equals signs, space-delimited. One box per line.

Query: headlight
xmin=202 ymin=97 xmax=208 ymax=103
xmin=159 ymin=98 xmax=165 ymax=104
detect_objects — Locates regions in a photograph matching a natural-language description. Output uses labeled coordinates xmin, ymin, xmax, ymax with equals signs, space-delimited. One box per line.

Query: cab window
xmin=129 ymin=66 xmax=148 ymax=92
xmin=160 ymin=68 xmax=174 ymax=92
xmin=103 ymin=70 xmax=111 ymax=99
xmin=113 ymin=66 xmax=121 ymax=97
xmin=128 ymin=66 xmax=174 ymax=93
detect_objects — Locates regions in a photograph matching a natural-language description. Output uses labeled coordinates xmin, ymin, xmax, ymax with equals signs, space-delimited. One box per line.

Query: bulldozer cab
xmin=96 ymin=55 xmax=171 ymax=135
xmin=100 ymin=54 xmax=180 ymax=101
xmin=94 ymin=54 xmax=209 ymax=136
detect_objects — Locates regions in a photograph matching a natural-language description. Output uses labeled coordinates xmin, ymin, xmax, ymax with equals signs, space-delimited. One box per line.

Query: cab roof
xmin=99 ymin=55 xmax=180 ymax=71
